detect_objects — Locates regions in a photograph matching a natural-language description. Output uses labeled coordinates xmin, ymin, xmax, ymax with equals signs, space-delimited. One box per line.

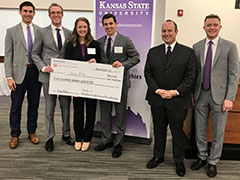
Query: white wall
xmin=164 ymin=0 xmax=240 ymax=54
xmin=152 ymin=0 xmax=165 ymax=46
xmin=0 ymin=9 xmax=93 ymax=56
xmin=0 ymin=0 xmax=94 ymax=55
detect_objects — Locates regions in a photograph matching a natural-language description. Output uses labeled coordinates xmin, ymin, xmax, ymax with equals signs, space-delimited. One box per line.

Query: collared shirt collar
xmin=206 ymin=36 xmax=219 ymax=45
xmin=21 ymin=21 xmax=33 ymax=28
xmin=164 ymin=41 xmax=177 ymax=53
xmin=51 ymin=24 xmax=63 ymax=31
xmin=106 ymin=31 xmax=118 ymax=41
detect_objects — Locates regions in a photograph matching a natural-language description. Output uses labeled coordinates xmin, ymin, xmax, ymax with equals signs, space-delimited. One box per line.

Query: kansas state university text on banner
xmin=94 ymin=0 xmax=153 ymax=140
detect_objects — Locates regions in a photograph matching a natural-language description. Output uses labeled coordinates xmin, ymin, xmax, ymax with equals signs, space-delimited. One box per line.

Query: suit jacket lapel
xmin=33 ymin=24 xmax=38 ymax=42
xmin=199 ymin=39 xmax=206 ymax=71
xmin=32 ymin=24 xmax=37 ymax=37
xmin=62 ymin=27 xmax=69 ymax=52
xmin=101 ymin=36 xmax=108 ymax=59
xmin=159 ymin=44 xmax=167 ymax=67
xmin=110 ymin=33 xmax=121 ymax=60
xmin=212 ymin=37 xmax=222 ymax=67
xmin=32 ymin=24 xmax=38 ymax=44
xmin=47 ymin=25 xmax=58 ymax=51
xmin=17 ymin=23 xmax=27 ymax=50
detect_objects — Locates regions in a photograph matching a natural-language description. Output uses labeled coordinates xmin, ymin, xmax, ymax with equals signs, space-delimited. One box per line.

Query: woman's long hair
xmin=71 ymin=17 xmax=93 ymax=47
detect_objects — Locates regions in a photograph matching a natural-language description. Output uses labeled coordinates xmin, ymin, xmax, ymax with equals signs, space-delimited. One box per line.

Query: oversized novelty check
xmin=49 ymin=58 xmax=124 ymax=102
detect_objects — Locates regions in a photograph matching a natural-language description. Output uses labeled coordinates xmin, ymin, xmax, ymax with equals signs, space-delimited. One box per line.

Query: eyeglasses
xmin=50 ymin=11 xmax=62 ymax=15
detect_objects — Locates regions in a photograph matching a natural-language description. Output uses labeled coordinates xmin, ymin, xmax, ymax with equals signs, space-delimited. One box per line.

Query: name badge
xmin=87 ymin=48 xmax=96 ymax=55
xmin=114 ymin=46 xmax=123 ymax=53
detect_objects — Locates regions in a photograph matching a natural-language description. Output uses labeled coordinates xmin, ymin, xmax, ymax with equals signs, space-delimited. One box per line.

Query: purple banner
xmin=95 ymin=0 xmax=153 ymax=139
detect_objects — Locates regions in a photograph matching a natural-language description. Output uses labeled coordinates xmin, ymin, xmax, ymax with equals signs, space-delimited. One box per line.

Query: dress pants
xmin=99 ymin=86 xmax=128 ymax=146
xmin=73 ymin=97 xmax=97 ymax=142
xmin=195 ymin=89 xmax=228 ymax=165
xmin=151 ymin=105 xmax=187 ymax=163
xmin=10 ymin=65 xmax=42 ymax=137
xmin=42 ymin=83 xmax=71 ymax=141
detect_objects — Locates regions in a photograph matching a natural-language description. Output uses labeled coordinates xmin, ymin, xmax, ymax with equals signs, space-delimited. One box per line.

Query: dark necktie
xmin=203 ymin=41 xmax=213 ymax=90
xmin=27 ymin=25 xmax=33 ymax=64
xmin=165 ymin=45 xmax=172 ymax=65
xmin=166 ymin=45 xmax=172 ymax=59
xmin=106 ymin=37 xmax=111 ymax=58
xmin=56 ymin=28 xmax=62 ymax=51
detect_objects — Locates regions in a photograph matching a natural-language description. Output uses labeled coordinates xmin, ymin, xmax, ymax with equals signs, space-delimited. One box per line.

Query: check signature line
xmin=94 ymin=84 xmax=118 ymax=88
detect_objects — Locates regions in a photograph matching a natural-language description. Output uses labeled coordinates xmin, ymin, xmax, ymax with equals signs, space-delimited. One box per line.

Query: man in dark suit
xmin=190 ymin=14 xmax=239 ymax=178
xmin=32 ymin=3 xmax=74 ymax=152
xmin=94 ymin=14 xmax=140 ymax=158
xmin=4 ymin=1 xmax=42 ymax=149
xmin=144 ymin=20 xmax=196 ymax=177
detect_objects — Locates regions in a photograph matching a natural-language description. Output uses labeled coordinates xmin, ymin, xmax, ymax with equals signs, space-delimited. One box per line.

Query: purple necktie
xmin=27 ymin=26 xmax=33 ymax=64
xmin=56 ymin=28 xmax=62 ymax=51
xmin=203 ymin=41 xmax=213 ymax=90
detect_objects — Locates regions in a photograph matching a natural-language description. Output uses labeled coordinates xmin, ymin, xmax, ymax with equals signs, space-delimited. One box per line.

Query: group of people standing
xmin=4 ymin=1 xmax=239 ymax=179
xmin=145 ymin=15 xmax=239 ymax=178
xmin=4 ymin=1 xmax=140 ymax=160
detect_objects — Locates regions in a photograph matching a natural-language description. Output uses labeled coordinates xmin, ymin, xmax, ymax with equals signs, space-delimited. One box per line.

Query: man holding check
xmin=32 ymin=3 xmax=74 ymax=152
xmin=94 ymin=13 xmax=140 ymax=158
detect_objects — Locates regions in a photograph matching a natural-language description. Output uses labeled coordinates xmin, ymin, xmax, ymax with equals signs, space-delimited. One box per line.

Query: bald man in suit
xmin=190 ymin=14 xmax=239 ymax=178
xmin=32 ymin=3 xmax=74 ymax=152
xmin=4 ymin=1 xmax=42 ymax=149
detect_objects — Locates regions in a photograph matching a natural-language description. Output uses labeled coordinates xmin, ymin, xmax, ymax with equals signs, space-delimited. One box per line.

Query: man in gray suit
xmin=94 ymin=14 xmax=140 ymax=158
xmin=190 ymin=14 xmax=239 ymax=178
xmin=4 ymin=1 xmax=42 ymax=149
xmin=32 ymin=3 xmax=74 ymax=152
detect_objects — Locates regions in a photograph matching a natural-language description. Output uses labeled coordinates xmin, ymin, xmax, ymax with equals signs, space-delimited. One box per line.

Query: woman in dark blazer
xmin=65 ymin=17 xmax=101 ymax=151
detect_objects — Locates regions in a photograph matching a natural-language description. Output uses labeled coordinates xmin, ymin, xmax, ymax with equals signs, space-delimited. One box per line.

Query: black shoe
xmin=146 ymin=157 xmax=164 ymax=169
xmin=190 ymin=158 xmax=207 ymax=170
xmin=62 ymin=136 xmax=75 ymax=146
xmin=94 ymin=142 xmax=113 ymax=151
xmin=112 ymin=144 xmax=122 ymax=158
xmin=45 ymin=138 xmax=54 ymax=152
xmin=207 ymin=164 xmax=217 ymax=178
xmin=175 ymin=162 xmax=186 ymax=177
